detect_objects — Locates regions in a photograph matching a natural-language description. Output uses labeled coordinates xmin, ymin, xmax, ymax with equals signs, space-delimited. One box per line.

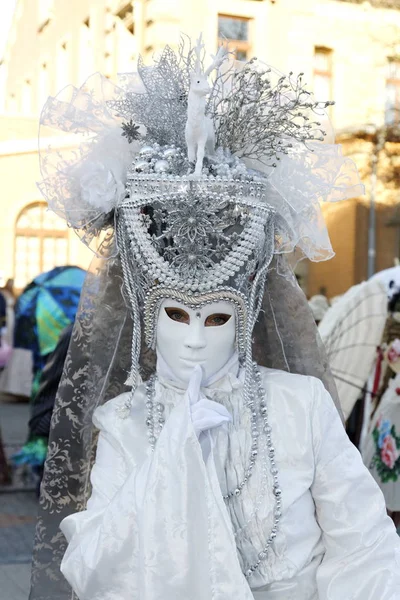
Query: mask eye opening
xmin=204 ymin=313 xmax=232 ymax=327
xmin=164 ymin=307 xmax=190 ymax=324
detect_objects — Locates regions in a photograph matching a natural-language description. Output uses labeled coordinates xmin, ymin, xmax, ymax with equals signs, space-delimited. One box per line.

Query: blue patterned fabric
xmin=13 ymin=266 xmax=85 ymax=378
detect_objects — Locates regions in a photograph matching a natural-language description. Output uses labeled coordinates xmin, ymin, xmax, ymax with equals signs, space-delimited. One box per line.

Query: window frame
xmin=115 ymin=1 xmax=134 ymax=34
xmin=217 ymin=14 xmax=252 ymax=61
xmin=385 ymin=58 xmax=400 ymax=125
xmin=313 ymin=46 xmax=333 ymax=113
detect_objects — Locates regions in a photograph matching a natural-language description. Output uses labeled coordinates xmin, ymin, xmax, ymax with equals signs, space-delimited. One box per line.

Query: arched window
xmin=14 ymin=202 xmax=69 ymax=290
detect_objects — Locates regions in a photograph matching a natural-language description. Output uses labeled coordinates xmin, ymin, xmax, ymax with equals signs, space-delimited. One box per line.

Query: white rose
xmin=79 ymin=160 xmax=125 ymax=213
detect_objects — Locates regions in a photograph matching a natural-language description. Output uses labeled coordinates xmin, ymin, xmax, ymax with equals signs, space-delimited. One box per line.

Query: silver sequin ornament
xmin=134 ymin=160 xmax=151 ymax=173
xmin=154 ymin=159 xmax=171 ymax=174
xmin=163 ymin=147 xmax=179 ymax=160
xmin=139 ymin=146 xmax=156 ymax=160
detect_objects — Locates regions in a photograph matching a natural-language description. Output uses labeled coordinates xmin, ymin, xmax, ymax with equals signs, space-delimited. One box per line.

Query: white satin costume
xmin=60 ymin=361 xmax=400 ymax=600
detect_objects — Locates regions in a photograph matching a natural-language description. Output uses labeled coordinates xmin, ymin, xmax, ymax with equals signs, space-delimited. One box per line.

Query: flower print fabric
xmin=378 ymin=418 xmax=392 ymax=449
xmin=364 ymin=373 xmax=400 ymax=510
xmin=381 ymin=434 xmax=399 ymax=470
xmin=387 ymin=339 xmax=400 ymax=364
xmin=371 ymin=416 xmax=400 ymax=479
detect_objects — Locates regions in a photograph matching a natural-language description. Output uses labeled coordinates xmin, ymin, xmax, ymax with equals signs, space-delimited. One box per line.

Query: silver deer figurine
xmin=185 ymin=35 xmax=228 ymax=176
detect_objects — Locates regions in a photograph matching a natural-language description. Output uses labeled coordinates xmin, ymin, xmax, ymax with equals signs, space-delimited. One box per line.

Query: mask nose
xmin=184 ymin=320 xmax=206 ymax=350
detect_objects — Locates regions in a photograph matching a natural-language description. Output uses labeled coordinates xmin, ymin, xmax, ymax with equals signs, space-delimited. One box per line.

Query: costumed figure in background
xmin=30 ymin=37 xmax=400 ymax=600
xmin=363 ymin=286 xmax=400 ymax=528
xmin=0 ymin=267 xmax=84 ymax=399
xmin=12 ymin=266 xmax=85 ymax=398
xmin=10 ymin=267 xmax=84 ymax=485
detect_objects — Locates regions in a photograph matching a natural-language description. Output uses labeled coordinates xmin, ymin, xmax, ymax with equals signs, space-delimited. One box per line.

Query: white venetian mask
xmin=156 ymin=298 xmax=236 ymax=384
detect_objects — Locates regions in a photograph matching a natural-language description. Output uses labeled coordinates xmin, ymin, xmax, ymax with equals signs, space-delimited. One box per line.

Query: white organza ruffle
xmin=38 ymin=67 xmax=364 ymax=262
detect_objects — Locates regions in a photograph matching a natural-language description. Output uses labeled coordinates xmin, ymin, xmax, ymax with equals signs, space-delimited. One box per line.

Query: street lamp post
xmin=367 ymin=128 xmax=386 ymax=279
xmin=368 ymin=153 xmax=377 ymax=279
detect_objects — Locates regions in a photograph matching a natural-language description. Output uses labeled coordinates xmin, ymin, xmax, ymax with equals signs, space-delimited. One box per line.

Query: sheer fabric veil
xmin=29 ymin=248 xmax=340 ymax=600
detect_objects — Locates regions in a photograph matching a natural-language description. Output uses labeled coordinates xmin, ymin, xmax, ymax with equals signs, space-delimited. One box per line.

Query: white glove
xmin=187 ymin=365 xmax=232 ymax=438
xmin=190 ymin=398 xmax=232 ymax=437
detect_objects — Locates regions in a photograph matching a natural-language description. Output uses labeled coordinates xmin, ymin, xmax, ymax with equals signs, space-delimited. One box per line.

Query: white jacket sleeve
xmin=59 ymin=392 xmax=254 ymax=600
xmin=59 ymin=409 xmax=144 ymax=600
xmin=311 ymin=378 xmax=400 ymax=600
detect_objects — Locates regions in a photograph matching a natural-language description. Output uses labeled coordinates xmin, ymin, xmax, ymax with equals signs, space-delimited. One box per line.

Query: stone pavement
xmin=0 ymin=395 xmax=36 ymax=600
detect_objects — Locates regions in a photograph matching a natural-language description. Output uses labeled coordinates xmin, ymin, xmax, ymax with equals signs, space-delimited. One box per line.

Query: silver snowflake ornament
xmin=121 ymin=119 xmax=141 ymax=143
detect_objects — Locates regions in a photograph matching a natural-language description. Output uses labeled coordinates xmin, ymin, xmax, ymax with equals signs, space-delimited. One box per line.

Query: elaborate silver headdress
xmin=39 ymin=36 xmax=363 ymax=397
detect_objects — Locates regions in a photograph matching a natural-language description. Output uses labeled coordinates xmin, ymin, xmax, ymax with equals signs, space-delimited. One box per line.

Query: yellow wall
xmin=0 ymin=140 xmax=93 ymax=286
xmin=1 ymin=0 xmax=400 ymax=289
xmin=3 ymin=0 xmax=400 ymax=126
xmin=307 ymin=131 xmax=400 ymax=299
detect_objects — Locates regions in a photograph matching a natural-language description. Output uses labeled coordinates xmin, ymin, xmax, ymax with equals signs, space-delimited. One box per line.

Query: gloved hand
xmin=190 ymin=397 xmax=232 ymax=437
xmin=186 ymin=365 xmax=232 ymax=438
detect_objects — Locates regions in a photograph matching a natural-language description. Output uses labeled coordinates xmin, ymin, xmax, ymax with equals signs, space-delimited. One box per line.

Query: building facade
xmin=1 ymin=0 xmax=400 ymax=292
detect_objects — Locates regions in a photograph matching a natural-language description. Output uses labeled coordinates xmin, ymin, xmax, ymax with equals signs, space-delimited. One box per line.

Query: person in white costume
xmin=59 ymin=300 xmax=400 ymax=600
xmin=29 ymin=37 xmax=400 ymax=600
